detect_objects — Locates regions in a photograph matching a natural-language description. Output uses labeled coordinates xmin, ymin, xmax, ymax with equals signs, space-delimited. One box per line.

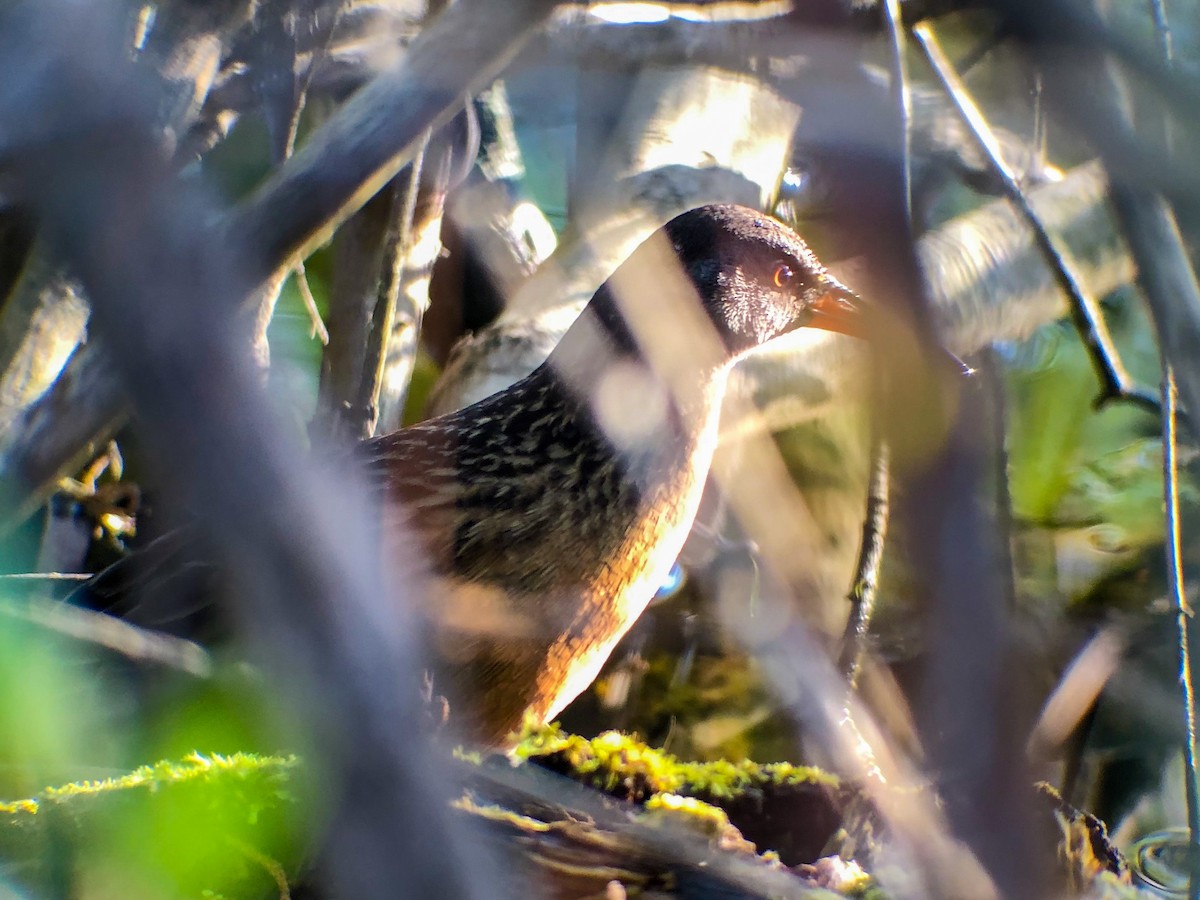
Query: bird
xmin=360 ymin=204 xmax=863 ymax=747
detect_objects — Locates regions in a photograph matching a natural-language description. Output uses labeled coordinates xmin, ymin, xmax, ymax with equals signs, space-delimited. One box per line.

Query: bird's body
xmin=361 ymin=205 xmax=861 ymax=746
xmin=366 ymin=335 xmax=728 ymax=745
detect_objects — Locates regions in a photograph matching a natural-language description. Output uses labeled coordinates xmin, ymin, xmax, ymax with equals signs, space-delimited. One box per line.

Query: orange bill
xmin=807 ymin=284 xmax=865 ymax=338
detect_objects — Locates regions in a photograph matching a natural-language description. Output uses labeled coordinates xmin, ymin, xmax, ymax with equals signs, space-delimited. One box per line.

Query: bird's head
xmin=663 ymin=204 xmax=863 ymax=357
xmin=557 ymin=205 xmax=865 ymax=394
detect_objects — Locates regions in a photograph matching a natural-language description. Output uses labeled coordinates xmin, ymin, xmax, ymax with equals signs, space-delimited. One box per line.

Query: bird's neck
xmin=539 ymin=313 xmax=732 ymax=495
xmin=547 ymin=299 xmax=729 ymax=433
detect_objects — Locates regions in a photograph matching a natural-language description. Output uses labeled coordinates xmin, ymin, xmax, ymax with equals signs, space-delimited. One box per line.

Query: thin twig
xmin=283 ymin=3 xmax=349 ymax=162
xmin=356 ymin=138 xmax=427 ymax=439
xmin=912 ymin=23 xmax=1160 ymax=416
xmin=294 ymin=260 xmax=330 ymax=344
xmin=1149 ymin=11 xmax=1197 ymax=895
xmin=1163 ymin=368 xmax=1200 ymax=900
xmin=1030 ymin=70 xmax=1045 ymax=181
xmin=0 ymin=572 xmax=90 ymax=582
xmin=837 ymin=438 xmax=890 ymax=688
xmin=274 ymin=7 xmax=344 ymax=354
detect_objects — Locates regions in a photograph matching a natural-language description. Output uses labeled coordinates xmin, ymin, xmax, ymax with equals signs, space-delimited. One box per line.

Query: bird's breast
xmin=528 ymin=403 xmax=723 ymax=727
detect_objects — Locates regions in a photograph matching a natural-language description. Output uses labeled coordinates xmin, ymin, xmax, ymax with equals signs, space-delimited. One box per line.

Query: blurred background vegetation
xmin=0 ymin=0 xmax=1199 ymax=897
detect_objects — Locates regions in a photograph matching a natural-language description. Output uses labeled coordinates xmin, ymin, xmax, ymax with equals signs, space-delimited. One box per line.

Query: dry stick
xmin=912 ymin=23 xmax=1161 ymax=416
xmin=1163 ymin=369 xmax=1200 ymax=900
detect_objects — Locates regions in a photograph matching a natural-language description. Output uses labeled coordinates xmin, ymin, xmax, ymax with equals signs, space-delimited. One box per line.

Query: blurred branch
xmin=0 ymin=0 xmax=253 ymax=440
xmin=0 ymin=0 xmax=256 ymax=512
xmin=0 ymin=0 xmax=252 ymax=434
xmin=913 ymin=23 xmax=1160 ymax=415
xmin=0 ymin=251 xmax=89 ymax=434
xmin=0 ymin=343 xmax=127 ymax=526
xmin=0 ymin=594 xmax=212 ymax=678
xmin=0 ymin=3 xmax=492 ymax=897
xmin=1147 ymin=0 xmax=1174 ymax=65
xmin=1109 ymin=189 xmax=1200 ymax=421
xmin=138 ymin=0 xmax=257 ymax=148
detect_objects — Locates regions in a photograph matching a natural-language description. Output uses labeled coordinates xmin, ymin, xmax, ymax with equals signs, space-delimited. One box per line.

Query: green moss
xmin=514 ymin=725 xmax=838 ymax=802
xmin=643 ymin=791 xmax=740 ymax=841
xmin=31 ymin=751 xmax=298 ymax=808
xmin=511 ymin=726 xmax=847 ymax=867
xmin=0 ymin=752 xmax=304 ymax=898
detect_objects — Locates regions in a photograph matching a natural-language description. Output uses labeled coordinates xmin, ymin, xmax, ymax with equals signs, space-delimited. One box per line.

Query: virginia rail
xmin=363 ymin=204 xmax=862 ymax=746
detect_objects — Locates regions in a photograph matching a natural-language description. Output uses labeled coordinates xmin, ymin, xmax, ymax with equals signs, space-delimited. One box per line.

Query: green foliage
xmin=1005 ymin=305 xmax=1174 ymax=608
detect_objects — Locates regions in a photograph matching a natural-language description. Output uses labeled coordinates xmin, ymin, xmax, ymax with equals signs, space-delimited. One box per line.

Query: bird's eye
xmin=773 ymin=263 xmax=794 ymax=288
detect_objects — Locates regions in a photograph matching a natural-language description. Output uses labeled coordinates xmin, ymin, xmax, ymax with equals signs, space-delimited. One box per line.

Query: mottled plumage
xmin=361 ymin=205 xmax=861 ymax=746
